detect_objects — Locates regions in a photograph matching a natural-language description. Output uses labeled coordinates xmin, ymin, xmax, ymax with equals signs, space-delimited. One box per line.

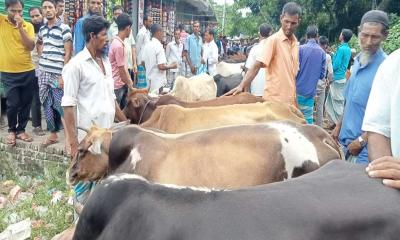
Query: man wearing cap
xmin=331 ymin=10 xmax=389 ymax=164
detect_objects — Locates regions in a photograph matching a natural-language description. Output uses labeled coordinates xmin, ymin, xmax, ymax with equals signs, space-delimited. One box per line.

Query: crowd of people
xmin=0 ymin=0 xmax=399 ymax=192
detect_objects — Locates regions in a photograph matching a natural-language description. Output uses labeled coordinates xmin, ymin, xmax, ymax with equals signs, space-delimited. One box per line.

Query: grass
xmin=0 ymin=165 xmax=74 ymax=239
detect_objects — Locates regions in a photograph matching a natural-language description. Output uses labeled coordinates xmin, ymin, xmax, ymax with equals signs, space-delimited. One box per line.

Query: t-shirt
xmin=108 ymin=22 xmax=136 ymax=69
xmin=142 ymin=38 xmax=167 ymax=92
xmin=362 ymin=49 xmax=400 ymax=158
xmin=0 ymin=14 xmax=35 ymax=73
xmin=109 ymin=36 xmax=127 ymax=89
xmin=245 ymin=40 xmax=266 ymax=97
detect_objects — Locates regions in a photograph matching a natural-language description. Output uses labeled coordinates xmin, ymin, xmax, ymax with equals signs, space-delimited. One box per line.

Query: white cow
xmin=170 ymin=74 xmax=217 ymax=102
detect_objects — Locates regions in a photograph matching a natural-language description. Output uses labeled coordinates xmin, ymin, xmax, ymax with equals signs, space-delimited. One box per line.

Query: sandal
xmin=32 ymin=127 xmax=46 ymax=136
xmin=41 ymin=138 xmax=59 ymax=147
xmin=6 ymin=132 xmax=16 ymax=146
xmin=16 ymin=133 xmax=34 ymax=142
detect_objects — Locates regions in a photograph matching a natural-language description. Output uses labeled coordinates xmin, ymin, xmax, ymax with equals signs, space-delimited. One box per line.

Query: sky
xmin=214 ymin=0 xmax=234 ymax=5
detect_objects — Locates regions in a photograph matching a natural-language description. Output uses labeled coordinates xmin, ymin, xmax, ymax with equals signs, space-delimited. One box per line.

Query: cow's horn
xmin=91 ymin=120 xmax=98 ymax=127
xmin=77 ymin=126 xmax=89 ymax=133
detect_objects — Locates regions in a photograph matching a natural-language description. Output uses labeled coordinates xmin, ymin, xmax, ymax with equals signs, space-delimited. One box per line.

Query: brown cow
xmin=140 ymin=101 xmax=306 ymax=133
xmin=123 ymin=89 xmax=263 ymax=124
xmin=68 ymin=121 xmax=343 ymax=188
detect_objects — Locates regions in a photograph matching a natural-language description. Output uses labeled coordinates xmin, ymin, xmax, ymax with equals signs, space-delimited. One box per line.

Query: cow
xmin=68 ymin=121 xmax=343 ymax=189
xmin=123 ymin=89 xmax=263 ymax=124
xmin=140 ymin=101 xmax=306 ymax=133
xmin=215 ymin=61 xmax=244 ymax=77
xmin=214 ymin=73 xmax=243 ymax=97
xmin=170 ymin=74 xmax=217 ymax=101
xmin=73 ymin=160 xmax=400 ymax=240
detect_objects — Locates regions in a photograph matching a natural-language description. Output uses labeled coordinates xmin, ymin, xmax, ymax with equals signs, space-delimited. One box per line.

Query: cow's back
xmin=142 ymin=101 xmax=305 ymax=133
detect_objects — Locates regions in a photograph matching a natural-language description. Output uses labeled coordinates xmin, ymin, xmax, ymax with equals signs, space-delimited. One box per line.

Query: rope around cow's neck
xmin=138 ymin=99 xmax=152 ymax=125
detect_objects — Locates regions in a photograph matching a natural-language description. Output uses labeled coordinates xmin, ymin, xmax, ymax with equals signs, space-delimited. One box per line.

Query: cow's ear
xmin=88 ymin=138 xmax=103 ymax=155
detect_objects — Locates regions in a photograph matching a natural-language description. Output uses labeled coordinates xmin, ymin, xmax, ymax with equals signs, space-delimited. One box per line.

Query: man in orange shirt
xmin=225 ymin=2 xmax=301 ymax=106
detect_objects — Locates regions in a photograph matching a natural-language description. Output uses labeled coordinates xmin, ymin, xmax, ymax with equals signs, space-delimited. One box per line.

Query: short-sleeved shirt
xmin=185 ymin=33 xmax=202 ymax=69
xmin=109 ymin=36 xmax=127 ymax=89
xmin=256 ymin=28 xmax=299 ymax=105
xmin=61 ymin=47 xmax=116 ymax=141
xmin=332 ymin=43 xmax=352 ymax=80
xmin=245 ymin=40 xmax=266 ymax=97
xmin=339 ymin=49 xmax=387 ymax=163
xmin=136 ymin=26 xmax=151 ymax=65
xmin=0 ymin=14 xmax=35 ymax=73
xmin=166 ymin=41 xmax=183 ymax=73
xmin=108 ymin=22 xmax=136 ymax=69
xmin=142 ymin=38 xmax=167 ymax=92
xmin=38 ymin=20 xmax=72 ymax=74
xmin=73 ymin=15 xmax=88 ymax=55
xmin=362 ymin=49 xmax=400 ymax=158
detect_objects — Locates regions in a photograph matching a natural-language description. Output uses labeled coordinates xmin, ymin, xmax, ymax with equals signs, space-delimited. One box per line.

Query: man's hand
xmin=190 ymin=66 xmax=196 ymax=74
xmin=331 ymin=125 xmax=340 ymax=142
xmin=201 ymin=58 xmax=205 ymax=65
xmin=58 ymin=76 xmax=64 ymax=89
xmin=169 ymin=62 xmax=178 ymax=69
xmin=366 ymin=156 xmax=400 ymax=189
xmin=133 ymin=64 xmax=138 ymax=74
xmin=348 ymin=138 xmax=362 ymax=156
xmin=70 ymin=137 xmax=79 ymax=159
xmin=223 ymin=84 xmax=245 ymax=96
xmin=14 ymin=15 xmax=23 ymax=29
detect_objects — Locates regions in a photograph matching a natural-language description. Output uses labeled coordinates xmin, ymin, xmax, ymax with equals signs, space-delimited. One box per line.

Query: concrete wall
xmin=0 ymin=138 xmax=69 ymax=177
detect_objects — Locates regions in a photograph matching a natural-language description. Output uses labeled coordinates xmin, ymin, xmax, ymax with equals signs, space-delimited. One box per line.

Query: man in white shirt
xmin=142 ymin=24 xmax=177 ymax=93
xmin=245 ymin=23 xmax=272 ymax=96
xmin=108 ymin=6 xmax=137 ymax=77
xmin=136 ymin=15 xmax=153 ymax=66
xmin=363 ymin=48 xmax=400 ymax=189
xmin=202 ymin=29 xmax=219 ymax=76
xmin=166 ymin=28 xmax=183 ymax=89
xmin=62 ymin=15 xmax=126 ymax=157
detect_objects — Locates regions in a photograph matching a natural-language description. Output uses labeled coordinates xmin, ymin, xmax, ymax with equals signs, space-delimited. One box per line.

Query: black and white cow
xmin=73 ymin=161 xmax=400 ymax=240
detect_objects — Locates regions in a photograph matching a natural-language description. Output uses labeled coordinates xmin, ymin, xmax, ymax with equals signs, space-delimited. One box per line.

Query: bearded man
xmin=331 ymin=10 xmax=389 ymax=164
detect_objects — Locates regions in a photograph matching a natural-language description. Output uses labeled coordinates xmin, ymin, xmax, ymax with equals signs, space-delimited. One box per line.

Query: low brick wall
xmin=0 ymin=137 xmax=69 ymax=177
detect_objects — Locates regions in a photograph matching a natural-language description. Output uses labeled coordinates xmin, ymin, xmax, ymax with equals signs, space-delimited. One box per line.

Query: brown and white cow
xmin=123 ymin=89 xmax=263 ymax=124
xmin=68 ymin=121 xmax=343 ymax=189
xmin=140 ymin=101 xmax=306 ymax=133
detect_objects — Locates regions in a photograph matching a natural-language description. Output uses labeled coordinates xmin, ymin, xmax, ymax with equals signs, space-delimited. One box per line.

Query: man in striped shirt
xmin=37 ymin=0 xmax=72 ymax=148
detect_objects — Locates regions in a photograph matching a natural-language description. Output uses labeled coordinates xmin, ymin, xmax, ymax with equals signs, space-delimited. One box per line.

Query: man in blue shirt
xmin=73 ymin=0 xmax=102 ymax=55
xmin=184 ymin=21 xmax=203 ymax=76
xmin=332 ymin=10 xmax=389 ymax=164
xmin=296 ymin=25 xmax=326 ymax=124
xmin=325 ymin=28 xmax=352 ymax=127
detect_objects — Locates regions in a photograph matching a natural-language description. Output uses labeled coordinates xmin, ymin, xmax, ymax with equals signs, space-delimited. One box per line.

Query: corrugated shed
xmin=0 ymin=0 xmax=42 ymax=21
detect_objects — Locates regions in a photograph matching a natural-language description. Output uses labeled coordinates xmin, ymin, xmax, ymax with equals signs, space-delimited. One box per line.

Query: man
xmin=166 ymin=28 xmax=183 ymax=89
xmin=331 ymin=10 xmax=389 ymax=164
xmin=37 ymin=0 xmax=72 ymax=147
xmin=73 ymin=0 xmax=102 ymax=55
xmin=136 ymin=15 xmax=153 ymax=66
xmin=202 ymin=29 xmax=219 ymax=76
xmin=0 ymin=0 xmax=36 ymax=146
xmin=55 ymin=0 xmax=64 ymax=22
xmin=244 ymin=23 xmax=273 ymax=97
xmin=178 ymin=24 xmax=188 ymax=47
xmin=109 ymin=13 xmax=134 ymax=109
xmin=108 ymin=6 xmax=137 ymax=81
xmin=62 ymin=15 xmax=127 ymax=210
xmin=29 ymin=7 xmax=45 ymax=136
xmin=364 ymin=47 xmax=400 ymax=189
xmin=325 ymin=28 xmax=353 ymax=126
xmin=315 ymin=36 xmax=333 ymax=127
xmin=225 ymin=2 xmax=301 ymax=106
xmin=184 ymin=21 xmax=203 ymax=76
xmin=142 ymin=24 xmax=177 ymax=93
xmin=295 ymin=25 xmax=326 ymax=124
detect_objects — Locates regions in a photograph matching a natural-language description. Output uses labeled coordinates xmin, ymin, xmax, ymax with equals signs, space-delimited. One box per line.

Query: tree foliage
xmin=217 ymin=0 xmax=400 ymax=43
